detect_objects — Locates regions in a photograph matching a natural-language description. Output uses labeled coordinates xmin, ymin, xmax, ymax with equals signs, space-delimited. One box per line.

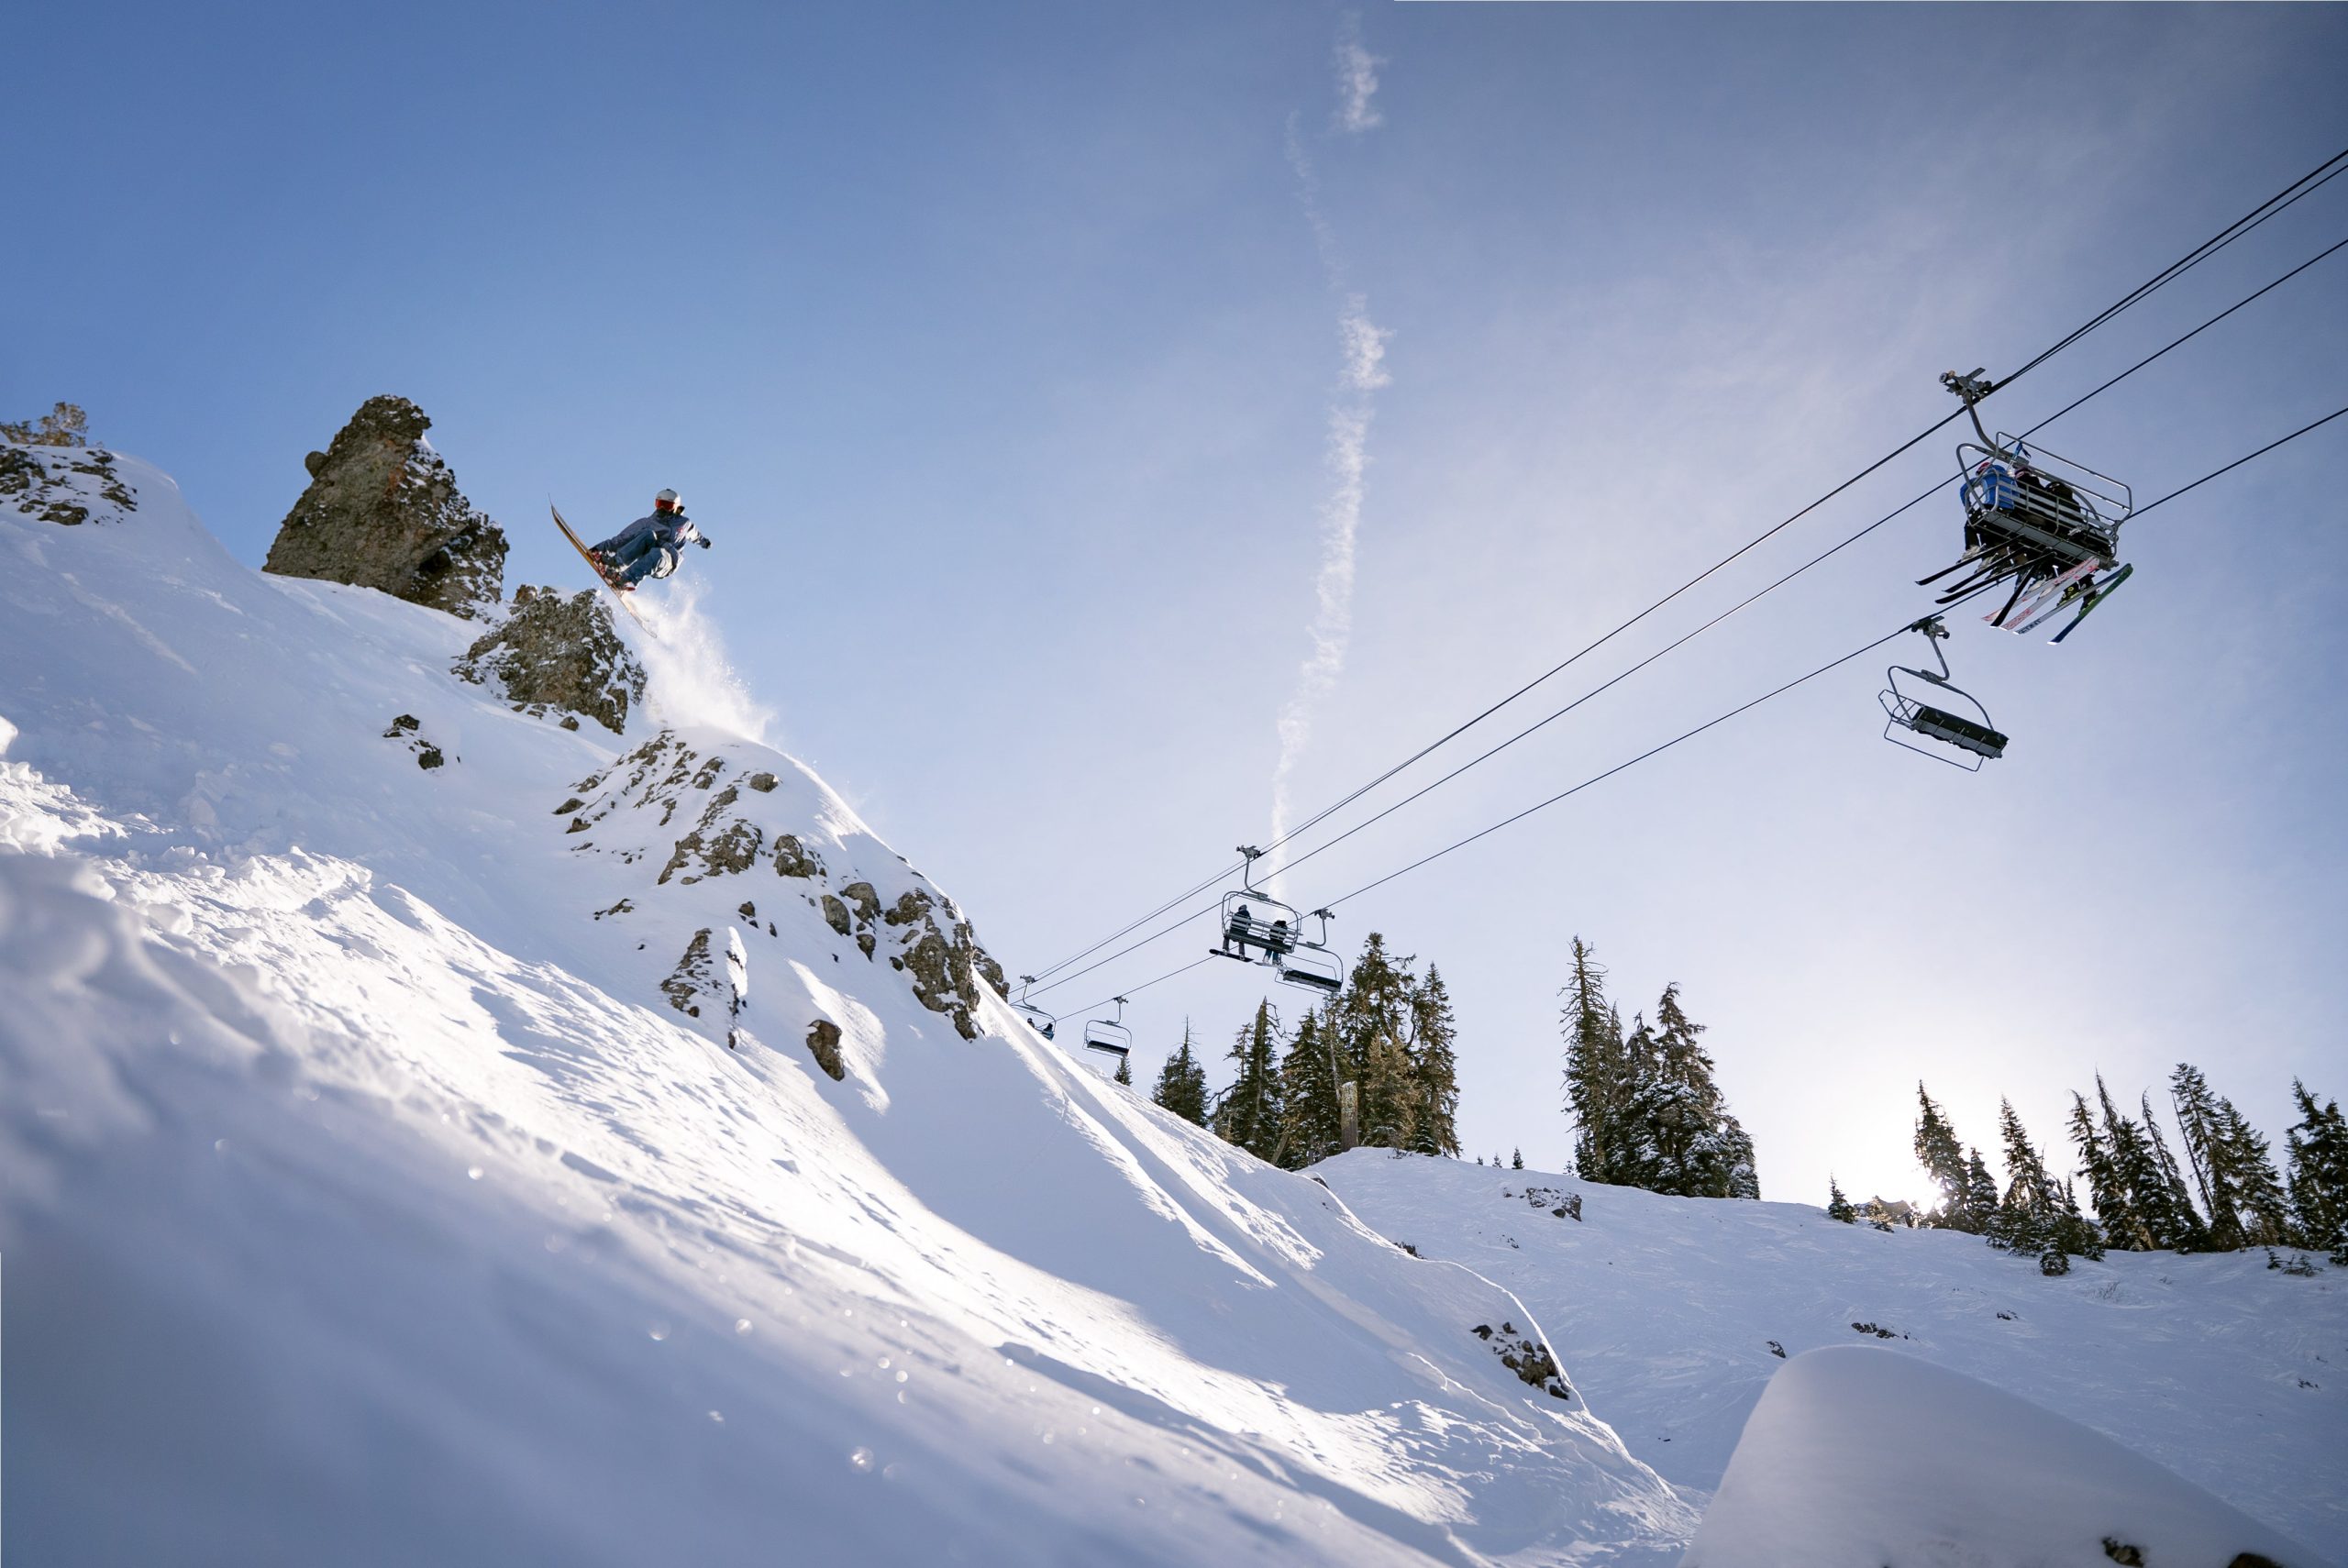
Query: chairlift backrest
xmin=1878 ymin=620 xmax=2007 ymax=770
xmin=1277 ymin=945 xmax=1344 ymax=996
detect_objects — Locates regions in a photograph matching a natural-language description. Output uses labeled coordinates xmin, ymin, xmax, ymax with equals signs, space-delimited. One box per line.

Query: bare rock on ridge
xmin=454 ymin=585 xmax=645 ymax=735
xmin=264 ymin=395 xmax=506 ymax=619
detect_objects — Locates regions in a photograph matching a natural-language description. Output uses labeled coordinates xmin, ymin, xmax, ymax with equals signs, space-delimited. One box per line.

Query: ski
xmin=551 ymin=503 xmax=645 ymax=627
xmin=2049 ymin=562 xmax=2133 ymax=644
xmin=1994 ymin=558 xmax=2100 ymax=635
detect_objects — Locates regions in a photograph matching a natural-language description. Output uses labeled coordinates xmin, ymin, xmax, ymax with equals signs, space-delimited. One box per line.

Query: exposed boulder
xmin=264 ymin=395 xmax=506 ymax=619
xmin=803 ymin=1019 xmax=846 ymax=1080
xmin=453 ymin=585 xmax=644 ymax=735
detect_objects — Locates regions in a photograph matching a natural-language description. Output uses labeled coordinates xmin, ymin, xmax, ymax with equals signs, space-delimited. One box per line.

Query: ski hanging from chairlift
xmin=1921 ymin=370 xmax=2134 ymax=643
xmin=1879 ymin=616 xmax=2009 ymax=770
xmin=1209 ymin=847 xmax=1346 ymax=997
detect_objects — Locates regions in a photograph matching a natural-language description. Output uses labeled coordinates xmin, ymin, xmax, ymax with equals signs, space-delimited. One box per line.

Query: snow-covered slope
xmin=1 ymin=450 xmax=1695 ymax=1566
xmin=1686 ymin=1347 xmax=2311 ymax=1568
xmin=1320 ymin=1152 xmax=2345 ymax=1558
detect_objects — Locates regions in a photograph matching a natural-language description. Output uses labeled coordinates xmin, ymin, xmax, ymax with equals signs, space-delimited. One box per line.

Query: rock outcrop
xmin=453 ymin=585 xmax=644 ymax=735
xmin=2 ymin=442 xmax=137 ymax=525
xmin=562 ymin=730 xmax=1008 ymax=1040
xmin=264 ymin=395 xmax=505 ymax=619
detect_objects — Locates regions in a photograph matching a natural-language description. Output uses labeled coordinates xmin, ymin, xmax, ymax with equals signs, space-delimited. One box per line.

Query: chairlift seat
xmin=1277 ymin=945 xmax=1344 ymax=996
xmin=1082 ymin=1020 xmax=1132 ymax=1061
xmin=1906 ymin=702 xmax=2007 ymax=759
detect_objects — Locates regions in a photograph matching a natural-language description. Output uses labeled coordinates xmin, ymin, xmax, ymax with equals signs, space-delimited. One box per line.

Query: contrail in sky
xmin=1270 ymin=17 xmax=1389 ymax=871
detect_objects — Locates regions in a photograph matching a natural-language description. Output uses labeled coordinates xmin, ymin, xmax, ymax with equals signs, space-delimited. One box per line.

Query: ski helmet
xmin=654 ymin=488 xmax=681 ymax=512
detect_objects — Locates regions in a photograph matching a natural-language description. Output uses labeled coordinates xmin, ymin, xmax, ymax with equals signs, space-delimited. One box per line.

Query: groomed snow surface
xmin=3 ymin=454 xmax=2338 ymax=1566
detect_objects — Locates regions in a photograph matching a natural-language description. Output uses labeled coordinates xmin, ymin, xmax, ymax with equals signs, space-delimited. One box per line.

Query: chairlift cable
xmin=1026 ymin=237 xmax=2348 ymax=1001
xmin=1315 ymin=403 xmax=2348 ymax=913
xmin=1023 ymin=149 xmax=2348 ymax=998
xmin=1250 ymin=147 xmax=2346 ymax=867
xmin=1258 ymin=228 xmax=2348 ymax=884
xmin=1052 ymin=392 xmax=2346 ymax=1029
xmin=2130 ymin=401 xmax=2348 ymax=517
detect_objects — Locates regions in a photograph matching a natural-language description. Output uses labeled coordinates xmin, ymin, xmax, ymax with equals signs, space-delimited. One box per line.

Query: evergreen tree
xmin=1559 ymin=938 xmax=1630 ymax=1183
xmin=2284 ymin=1080 xmax=2348 ymax=1264
xmin=1275 ymin=1009 xmax=1346 ymax=1169
xmin=2140 ymin=1092 xmax=2210 ymax=1252
xmin=1358 ymin=1028 xmax=1422 ymax=1152
xmin=1826 ymin=1176 xmax=1856 ymax=1223
xmin=2216 ymin=1099 xmax=2292 ymax=1247
xmin=1213 ymin=999 xmax=1285 ymax=1164
xmin=1334 ymin=933 xmax=1419 ymax=1151
xmin=1113 ymin=1054 xmax=1133 ymax=1086
xmin=1 ymin=401 xmax=90 ymax=447
xmin=2054 ymin=1176 xmax=2106 ymax=1261
xmin=1986 ymin=1099 xmax=2060 ymax=1254
xmin=1150 ymin=1023 xmax=1210 ymax=1126
xmin=2066 ymin=1090 xmax=2132 ymax=1244
xmin=1914 ymin=1085 xmax=1975 ymax=1230
xmin=1511 ymin=1148 xmax=1524 ymax=1171
xmin=2170 ymin=1063 xmax=2245 ymax=1249
xmin=1722 ymin=1117 xmax=1761 ymax=1199
xmin=1961 ymin=1147 xmax=2000 ymax=1234
xmin=1615 ymin=982 xmax=1756 ymax=1199
xmin=2091 ymin=1077 xmax=2164 ymax=1251
xmin=1406 ymin=965 xmax=1462 ymax=1156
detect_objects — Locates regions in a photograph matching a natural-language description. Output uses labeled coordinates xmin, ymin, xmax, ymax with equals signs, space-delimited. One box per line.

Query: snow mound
xmin=1682 ymin=1346 xmax=2321 ymax=1568
xmin=1320 ymin=1151 xmax=2348 ymax=1549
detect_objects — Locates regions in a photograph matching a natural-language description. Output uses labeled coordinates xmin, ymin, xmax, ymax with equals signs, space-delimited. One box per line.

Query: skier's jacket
xmin=601 ymin=511 xmax=703 ymax=556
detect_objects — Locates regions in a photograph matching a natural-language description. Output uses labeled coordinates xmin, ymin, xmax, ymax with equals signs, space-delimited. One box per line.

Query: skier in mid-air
xmin=590 ymin=489 xmax=710 ymax=590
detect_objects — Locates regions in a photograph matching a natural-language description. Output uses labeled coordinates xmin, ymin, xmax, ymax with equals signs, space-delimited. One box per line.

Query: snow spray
xmin=629 ymin=577 xmax=777 ymax=745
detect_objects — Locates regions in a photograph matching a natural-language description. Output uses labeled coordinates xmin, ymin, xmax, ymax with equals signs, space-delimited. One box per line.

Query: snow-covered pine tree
xmin=1614 ymin=982 xmax=1755 ymax=1199
xmin=1275 ymin=1009 xmax=1346 ymax=1169
xmin=1511 ymin=1148 xmax=1523 ymax=1170
xmin=1961 ymin=1147 xmax=2000 ymax=1234
xmin=1987 ymin=1099 xmax=2061 ymax=1255
xmin=1212 ymin=999 xmax=1285 ymax=1164
xmin=1721 ymin=1117 xmax=1761 ymax=1199
xmin=2170 ymin=1064 xmax=2248 ymax=1250
xmin=1113 ymin=1055 xmax=1134 ymax=1087
xmin=2284 ymin=1079 xmax=2348 ymax=1264
xmin=2140 ymin=1091 xmax=2211 ymax=1253
xmin=1406 ymin=965 xmax=1461 ymax=1156
xmin=1914 ymin=1085 xmax=1975 ymax=1230
xmin=1826 ymin=1176 xmax=1856 ymax=1223
xmin=1559 ymin=938 xmax=1629 ymax=1183
xmin=1149 ymin=1022 xmax=1211 ymax=1126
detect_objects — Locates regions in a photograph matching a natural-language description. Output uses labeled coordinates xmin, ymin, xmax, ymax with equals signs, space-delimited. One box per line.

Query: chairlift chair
xmin=1879 ymin=617 xmax=2009 ymax=770
xmin=1276 ymin=909 xmax=1346 ymax=997
xmin=1924 ymin=370 xmax=2133 ymax=634
xmin=1210 ymin=846 xmax=1301 ymax=966
xmin=1011 ymin=975 xmax=1056 ymax=1040
xmin=1081 ymin=996 xmax=1133 ymax=1070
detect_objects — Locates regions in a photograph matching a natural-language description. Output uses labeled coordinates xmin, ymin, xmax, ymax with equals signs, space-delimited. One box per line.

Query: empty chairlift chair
xmin=1879 ymin=616 xmax=2008 ymax=770
xmin=1275 ymin=909 xmax=1346 ymax=998
xmin=1081 ymin=996 xmax=1133 ymax=1074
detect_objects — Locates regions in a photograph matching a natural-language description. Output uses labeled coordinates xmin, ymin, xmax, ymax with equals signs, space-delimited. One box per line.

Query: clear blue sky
xmin=10 ymin=2 xmax=2346 ymax=1206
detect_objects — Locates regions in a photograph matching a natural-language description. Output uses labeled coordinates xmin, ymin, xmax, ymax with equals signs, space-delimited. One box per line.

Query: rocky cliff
xmin=263 ymin=395 xmax=506 ymax=619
